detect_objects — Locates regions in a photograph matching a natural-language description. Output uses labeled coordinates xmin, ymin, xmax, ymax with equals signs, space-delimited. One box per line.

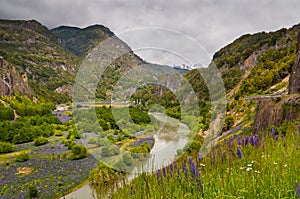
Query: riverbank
xmin=58 ymin=180 xmax=94 ymax=199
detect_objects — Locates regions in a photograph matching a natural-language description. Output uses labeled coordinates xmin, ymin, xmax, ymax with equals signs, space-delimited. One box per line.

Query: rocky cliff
xmin=0 ymin=56 xmax=33 ymax=96
xmin=289 ymin=32 xmax=300 ymax=94
xmin=253 ymin=94 xmax=300 ymax=133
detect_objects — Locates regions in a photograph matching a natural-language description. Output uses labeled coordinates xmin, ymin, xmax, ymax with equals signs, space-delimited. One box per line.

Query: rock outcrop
xmin=253 ymin=95 xmax=300 ymax=133
xmin=289 ymin=32 xmax=300 ymax=94
xmin=0 ymin=56 xmax=33 ymax=96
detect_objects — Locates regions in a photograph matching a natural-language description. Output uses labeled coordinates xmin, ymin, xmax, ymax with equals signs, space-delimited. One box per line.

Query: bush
xmin=122 ymin=153 xmax=134 ymax=166
xmin=15 ymin=152 xmax=29 ymax=162
xmin=0 ymin=106 xmax=14 ymax=121
xmin=34 ymin=137 xmax=48 ymax=146
xmin=69 ymin=144 xmax=87 ymax=160
xmin=223 ymin=115 xmax=234 ymax=131
xmin=101 ymin=145 xmax=120 ymax=157
xmin=54 ymin=130 xmax=63 ymax=136
xmin=28 ymin=183 xmax=38 ymax=198
xmin=0 ymin=142 xmax=14 ymax=153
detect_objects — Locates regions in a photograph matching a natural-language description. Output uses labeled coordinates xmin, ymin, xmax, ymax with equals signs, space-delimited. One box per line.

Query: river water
xmin=62 ymin=113 xmax=190 ymax=199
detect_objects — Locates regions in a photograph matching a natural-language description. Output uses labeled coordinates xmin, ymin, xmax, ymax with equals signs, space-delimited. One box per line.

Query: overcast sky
xmin=1 ymin=0 xmax=300 ymax=65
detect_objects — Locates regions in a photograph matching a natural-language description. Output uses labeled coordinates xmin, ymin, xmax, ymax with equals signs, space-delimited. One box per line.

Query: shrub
xmin=34 ymin=137 xmax=48 ymax=146
xmin=101 ymin=145 xmax=120 ymax=157
xmin=28 ymin=183 xmax=38 ymax=198
xmin=69 ymin=144 xmax=87 ymax=160
xmin=0 ymin=142 xmax=14 ymax=153
xmin=122 ymin=153 xmax=134 ymax=166
xmin=54 ymin=130 xmax=63 ymax=136
xmin=15 ymin=152 xmax=29 ymax=162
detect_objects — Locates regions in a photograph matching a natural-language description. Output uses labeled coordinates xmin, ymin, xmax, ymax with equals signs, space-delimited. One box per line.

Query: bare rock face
xmin=289 ymin=32 xmax=300 ymax=94
xmin=0 ymin=56 xmax=33 ymax=96
xmin=253 ymin=95 xmax=300 ymax=133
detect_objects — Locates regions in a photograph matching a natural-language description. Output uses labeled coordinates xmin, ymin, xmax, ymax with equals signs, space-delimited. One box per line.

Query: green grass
xmin=101 ymin=120 xmax=300 ymax=198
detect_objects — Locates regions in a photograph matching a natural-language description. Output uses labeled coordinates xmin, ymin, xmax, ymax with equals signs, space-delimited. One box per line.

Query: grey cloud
xmin=0 ymin=0 xmax=300 ymax=65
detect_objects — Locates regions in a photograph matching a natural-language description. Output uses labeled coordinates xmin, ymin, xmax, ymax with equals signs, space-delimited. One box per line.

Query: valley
xmin=0 ymin=18 xmax=300 ymax=198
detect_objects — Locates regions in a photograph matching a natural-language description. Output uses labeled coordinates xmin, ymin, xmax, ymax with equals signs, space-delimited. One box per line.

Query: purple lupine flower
xmin=198 ymin=153 xmax=203 ymax=161
xmin=296 ymin=182 xmax=300 ymax=198
xmin=130 ymin=186 xmax=135 ymax=196
xmin=162 ymin=167 xmax=167 ymax=177
xmin=254 ymin=135 xmax=260 ymax=146
xmin=275 ymin=135 xmax=279 ymax=142
xmin=238 ymin=135 xmax=241 ymax=146
xmin=196 ymin=179 xmax=204 ymax=198
xmin=298 ymin=124 xmax=300 ymax=137
xmin=272 ymin=128 xmax=276 ymax=137
xmin=182 ymin=159 xmax=188 ymax=179
xmin=173 ymin=161 xmax=180 ymax=175
xmin=169 ymin=163 xmax=173 ymax=177
xmin=244 ymin=136 xmax=249 ymax=146
xmin=237 ymin=147 xmax=243 ymax=159
xmin=156 ymin=169 xmax=161 ymax=179
xmin=250 ymin=136 xmax=255 ymax=146
xmin=188 ymin=157 xmax=199 ymax=177
xmin=221 ymin=152 xmax=226 ymax=162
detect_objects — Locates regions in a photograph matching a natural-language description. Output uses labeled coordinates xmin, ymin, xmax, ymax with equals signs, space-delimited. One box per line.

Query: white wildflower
xmin=246 ymin=167 xmax=252 ymax=172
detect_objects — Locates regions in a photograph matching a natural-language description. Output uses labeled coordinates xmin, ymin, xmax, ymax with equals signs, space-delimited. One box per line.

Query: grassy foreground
xmin=109 ymin=120 xmax=300 ymax=198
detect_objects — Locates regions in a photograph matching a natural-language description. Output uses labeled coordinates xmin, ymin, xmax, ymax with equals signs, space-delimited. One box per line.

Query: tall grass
xmin=108 ymin=120 xmax=300 ymax=198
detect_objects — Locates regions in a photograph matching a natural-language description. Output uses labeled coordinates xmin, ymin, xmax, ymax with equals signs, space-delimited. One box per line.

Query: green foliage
xmin=51 ymin=25 xmax=113 ymax=57
xmin=0 ymin=20 xmax=79 ymax=103
xmin=101 ymin=145 xmax=120 ymax=157
xmin=34 ymin=137 xmax=48 ymax=146
xmin=110 ymin=121 xmax=300 ymax=199
xmin=129 ymin=107 xmax=151 ymax=124
xmin=89 ymin=163 xmax=126 ymax=198
xmin=184 ymin=133 xmax=204 ymax=154
xmin=2 ymin=95 xmax=56 ymax=117
xmin=0 ymin=106 xmax=14 ymax=121
xmin=238 ymin=44 xmax=296 ymax=96
xmin=0 ymin=142 xmax=14 ymax=153
xmin=223 ymin=115 xmax=235 ymax=131
xmin=129 ymin=142 xmax=151 ymax=154
xmin=15 ymin=152 xmax=29 ymax=162
xmin=69 ymin=144 xmax=88 ymax=160
xmin=27 ymin=183 xmax=38 ymax=198
xmin=0 ymin=114 xmax=59 ymax=144
xmin=62 ymin=138 xmax=75 ymax=150
xmin=122 ymin=153 xmax=134 ymax=166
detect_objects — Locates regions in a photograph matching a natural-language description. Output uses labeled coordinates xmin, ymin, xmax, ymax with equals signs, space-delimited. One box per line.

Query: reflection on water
xmin=62 ymin=113 xmax=190 ymax=199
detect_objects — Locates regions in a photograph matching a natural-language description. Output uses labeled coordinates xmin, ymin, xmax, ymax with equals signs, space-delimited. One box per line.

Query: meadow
xmin=106 ymin=120 xmax=300 ymax=199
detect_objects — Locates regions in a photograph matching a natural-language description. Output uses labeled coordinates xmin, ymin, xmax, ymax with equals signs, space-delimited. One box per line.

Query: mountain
xmin=1 ymin=18 xmax=300 ymax=133
xmin=51 ymin=25 xmax=115 ymax=57
xmin=0 ymin=19 xmax=79 ymax=102
xmin=0 ymin=19 xmax=147 ymax=102
xmin=133 ymin=22 xmax=300 ymax=132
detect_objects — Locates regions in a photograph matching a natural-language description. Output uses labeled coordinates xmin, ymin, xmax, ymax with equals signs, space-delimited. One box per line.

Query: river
xmin=62 ymin=113 xmax=190 ymax=199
